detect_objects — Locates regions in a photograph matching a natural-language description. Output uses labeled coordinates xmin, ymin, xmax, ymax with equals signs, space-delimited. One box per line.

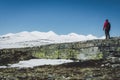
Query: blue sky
xmin=0 ymin=0 xmax=120 ymax=37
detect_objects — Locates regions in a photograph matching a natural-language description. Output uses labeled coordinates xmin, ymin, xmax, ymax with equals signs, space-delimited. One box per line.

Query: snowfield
xmin=0 ymin=59 xmax=73 ymax=68
xmin=0 ymin=31 xmax=104 ymax=49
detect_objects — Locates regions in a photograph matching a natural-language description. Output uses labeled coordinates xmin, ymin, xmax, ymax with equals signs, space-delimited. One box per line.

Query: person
xmin=103 ymin=19 xmax=111 ymax=39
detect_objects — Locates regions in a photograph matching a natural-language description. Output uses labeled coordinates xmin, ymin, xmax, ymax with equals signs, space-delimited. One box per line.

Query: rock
xmin=0 ymin=37 xmax=120 ymax=79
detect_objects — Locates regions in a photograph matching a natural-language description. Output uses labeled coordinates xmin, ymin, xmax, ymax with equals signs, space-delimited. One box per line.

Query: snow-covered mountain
xmin=0 ymin=31 xmax=104 ymax=49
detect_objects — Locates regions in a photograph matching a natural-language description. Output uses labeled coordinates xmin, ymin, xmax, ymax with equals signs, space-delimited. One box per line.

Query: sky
xmin=0 ymin=0 xmax=120 ymax=37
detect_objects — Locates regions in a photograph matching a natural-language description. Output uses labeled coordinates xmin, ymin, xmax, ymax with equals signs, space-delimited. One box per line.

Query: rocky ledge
xmin=0 ymin=37 xmax=120 ymax=80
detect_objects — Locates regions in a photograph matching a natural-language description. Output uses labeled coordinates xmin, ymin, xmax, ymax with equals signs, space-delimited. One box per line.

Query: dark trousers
xmin=105 ymin=30 xmax=110 ymax=39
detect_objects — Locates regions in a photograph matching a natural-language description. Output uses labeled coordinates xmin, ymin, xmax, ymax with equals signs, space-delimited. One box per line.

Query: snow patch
xmin=0 ymin=59 xmax=73 ymax=68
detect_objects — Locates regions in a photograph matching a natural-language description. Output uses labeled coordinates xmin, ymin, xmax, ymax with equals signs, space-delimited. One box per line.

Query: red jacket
xmin=103 ymin=21 xmax=111 ymax=30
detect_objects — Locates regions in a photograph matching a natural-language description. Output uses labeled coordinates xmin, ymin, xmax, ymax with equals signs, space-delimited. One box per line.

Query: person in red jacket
xmin=103 ymin=19 xmax=111 ymax=39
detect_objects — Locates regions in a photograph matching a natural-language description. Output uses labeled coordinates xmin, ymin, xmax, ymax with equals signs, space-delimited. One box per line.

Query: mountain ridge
xmin=0 ymin=31 xmax=104 ymax=49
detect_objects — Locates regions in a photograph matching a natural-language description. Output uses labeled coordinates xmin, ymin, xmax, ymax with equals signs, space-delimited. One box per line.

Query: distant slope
xmin=0 ymin=31 xmax=104 ymax=49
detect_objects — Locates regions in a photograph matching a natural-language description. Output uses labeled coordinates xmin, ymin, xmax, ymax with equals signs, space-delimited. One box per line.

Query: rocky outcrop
xmin=0 ymin=37 xmax=120 ymax=80
xmin=0 ymin=48 xmax=34 ymax=65
xmin=32 ymin=37 xmax=120 ymax=61
xmin=0 ymin=37 xmax=120 ymax=65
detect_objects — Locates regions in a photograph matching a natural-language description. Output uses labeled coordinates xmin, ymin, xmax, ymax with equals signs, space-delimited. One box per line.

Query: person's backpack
xmin=106 ymin=22 xmax=111 ymax=30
